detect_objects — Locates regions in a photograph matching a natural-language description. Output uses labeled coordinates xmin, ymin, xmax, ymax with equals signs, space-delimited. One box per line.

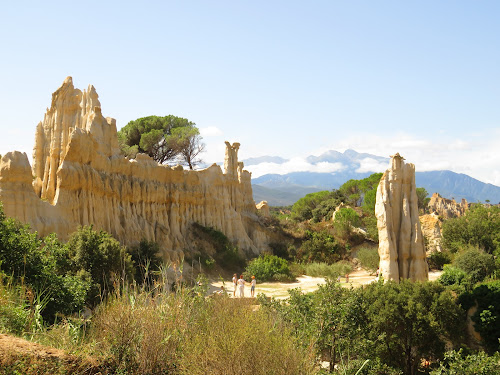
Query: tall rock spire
xmin=375 ymin=153 xmax=429 ymax=281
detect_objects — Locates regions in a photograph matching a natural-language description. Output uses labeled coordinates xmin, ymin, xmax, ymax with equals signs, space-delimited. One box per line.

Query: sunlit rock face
xmin=419 ymin=213 xmax=443 ymax=255
xmin=427 ymin=193 xmax=468 ymax=219
xmin=0 ymin=77 xmax=271 ymax=262
xmin=375 ymin=153 xmax=429 ymax=282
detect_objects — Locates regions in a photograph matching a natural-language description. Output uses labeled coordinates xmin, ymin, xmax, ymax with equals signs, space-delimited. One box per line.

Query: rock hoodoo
xmin=419 ymin=213 xmax=443 ymax=254
xmin=375 ymin=153 xmax=429 ymax=281
xmin=0 ymin=77 xmax=271 ymax=261
xmin=427 ymin=193 xmax=469 ymax=219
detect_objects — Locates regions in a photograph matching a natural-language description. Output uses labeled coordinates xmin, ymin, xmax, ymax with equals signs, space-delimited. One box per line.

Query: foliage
xmin=427 ymin=250 xmax=452 ymax=270
xmin=452 ymin=246 xmax=496 ymax=284
xmin=430 ymin=349 xmax=500 ymax=375
xmin=128 ymin=239 xmax=163 ymax=286
xmin=356 ymin=247 xmax=379 ymax=273
xmin=192 ymin=223 xmax=245 ymax=269
xmin=339 ymin=173 xmax=382 ymax=208
xmin=88 ymin=284 xmax=315 ymax=375
xmin=459 ymin=280 xmax=500 ymax=353
xmin=0 ymin=205 xmax=90 ymax=322
xmin=416 ymin=187 xmax=430 ymax=212
xmin=170 ymin=126 xmax=206 ymax=169
xmin=441 ymin=204 xmax=500 ymax=254
xmin=438 ymin=265 xmax=469 ymax=287
xmin=311 ymin=190 xmax=346 ymax=222
xmin=117 ymin=115 xmax=205 ymax=168
xmin=181 ymin=294 xmax=315 ymax=375
xmin=291 ymin=190 xmax=337 ymax=222
xmin=360 ymin=280 xmax=464 ymax=375
xmin=66 ymin=226 xmax=134 ymax=306
xmin=333 ymin=207 xmax=361 ymax=239
xmin=244 ymin=254 xmax=292 ymax=282
xmin=303 ymin=261 xmax=352 ymax=279
xmin=297 ymin=230 xmax=343 ymax=264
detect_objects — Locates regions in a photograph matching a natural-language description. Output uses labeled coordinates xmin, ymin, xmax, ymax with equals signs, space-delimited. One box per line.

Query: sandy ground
xmin=210 ymin=269 xmax=443 ymax=299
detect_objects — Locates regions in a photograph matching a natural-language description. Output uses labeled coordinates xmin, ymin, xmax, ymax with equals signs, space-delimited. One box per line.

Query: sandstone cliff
xmin=419 ymin=213 xmax=443 ymax=254
xmin=0 ymin=77 xmax=270 ymax=262
xmin=427 ymin=192 xmax=469 ymax=219
xmin=375 ymin=153 xmax=429 ymax=281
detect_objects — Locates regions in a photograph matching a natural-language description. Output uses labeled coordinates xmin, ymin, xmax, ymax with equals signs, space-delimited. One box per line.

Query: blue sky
xmin=1 ymin=1 xmax=499 ymax=184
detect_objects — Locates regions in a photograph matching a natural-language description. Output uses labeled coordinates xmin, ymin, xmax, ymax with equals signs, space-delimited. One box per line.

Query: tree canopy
xmin=117 ymin=115 xmax=205 ymax=169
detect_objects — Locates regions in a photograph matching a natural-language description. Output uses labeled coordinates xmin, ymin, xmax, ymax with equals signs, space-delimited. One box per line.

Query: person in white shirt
xmin=250 ymin=275 xmax=256 ymax=297
xmin=237 ymin=275 xmax=245 ymax=297
xmin=232 ymin=273 xmax=238 ymax=296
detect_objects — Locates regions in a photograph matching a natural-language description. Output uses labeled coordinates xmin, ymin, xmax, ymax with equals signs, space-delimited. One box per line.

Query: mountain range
xmin=245 ymin=150 xmax=500 ymax=206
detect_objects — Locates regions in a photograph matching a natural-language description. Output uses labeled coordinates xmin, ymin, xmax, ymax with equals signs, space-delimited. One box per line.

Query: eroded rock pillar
xmin=375 ymin=153 xmax=429 ymax=281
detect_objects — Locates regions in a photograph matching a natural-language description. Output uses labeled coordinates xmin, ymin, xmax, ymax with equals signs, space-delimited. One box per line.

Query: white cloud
xmin=356 ymin=158 xmax=389 ymax=173
xmin=200 ymin=126 xmax=223 ymax=137
xmin=245 ymin=158 xmax=346 ymax=178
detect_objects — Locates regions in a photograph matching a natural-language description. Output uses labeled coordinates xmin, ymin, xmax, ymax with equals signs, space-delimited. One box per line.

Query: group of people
xmin=232 ymin=274 xmax=256 ymax=298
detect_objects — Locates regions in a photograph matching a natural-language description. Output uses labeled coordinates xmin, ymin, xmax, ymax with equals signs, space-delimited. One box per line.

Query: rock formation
xmin=256 ymin=201 xmax=270 ymax=217
xmin=0 ymin=77 xmax=271 ymax=262
xmin=427 ymin=193 xmax=468 ymax=219
xmin=419 ymin=213 xmax=443 ymax=254
xmin=375 ymin=153 xmax=429 ymax=281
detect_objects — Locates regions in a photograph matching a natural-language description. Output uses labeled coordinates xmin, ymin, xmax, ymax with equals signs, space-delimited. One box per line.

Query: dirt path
xmin=210 ymin=269 xmax=443 ymax=299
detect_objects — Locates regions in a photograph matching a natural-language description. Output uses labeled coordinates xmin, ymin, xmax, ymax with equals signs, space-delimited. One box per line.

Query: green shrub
xmin=297 ymin=230 xmax=343 ymax=264
xmin=427 ymin=251 xmax=452 ymax=270
xmin=438 ymin=265 xmax=468 ymax=286
xmin=128 ymin=239 xmax=163 ymax=286
xmin=430 ymin=349 xmax=500 ymax=375
xmin=441 ymin=204 xmax=500 ymax=254
xmin=244 ymin=254 xmax=292 ymax=282
xmin=66 ymin=225 xmax=134 ymax=306
xmin=356 ymin=247 xmax=379 ymax=273
xmin=192 ymin=223 xmax=245 ymax=269
xmin=453 ymin=247 xmax=495 ymax=283
xmin=458 ymin=280 xmax=500 ymax=353
xmin=333 ymin=207 xmax=361 ymax=239
xmin=303 ymin=261 xmax=352 ymax=279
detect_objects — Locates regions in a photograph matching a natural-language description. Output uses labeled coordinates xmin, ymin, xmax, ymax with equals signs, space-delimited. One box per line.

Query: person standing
xmin=237 ymin=274 xmax=245 ymax=297
xmin=232 ymin=273 xmax=237 ymax=297
xmin=250 ymin=275 xmax=256 ymax=297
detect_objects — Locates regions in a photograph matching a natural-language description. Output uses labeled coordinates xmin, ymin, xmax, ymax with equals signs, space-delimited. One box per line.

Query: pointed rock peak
xmin=390 ymin=152 xmax=405 ymax=161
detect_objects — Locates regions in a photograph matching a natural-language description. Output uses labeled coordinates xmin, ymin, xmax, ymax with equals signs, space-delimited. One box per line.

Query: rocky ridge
xmin=0 ymin=77 xmax=271 ymax=261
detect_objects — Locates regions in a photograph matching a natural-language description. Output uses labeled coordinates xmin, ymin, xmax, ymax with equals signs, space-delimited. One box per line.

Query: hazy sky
xmin=1 ymin=1 xmax=499 ymax=185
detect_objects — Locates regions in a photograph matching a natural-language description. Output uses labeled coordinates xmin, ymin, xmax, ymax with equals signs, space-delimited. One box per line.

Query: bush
xmin=427 ymin=251 xmax=452 ymax=270
xmin=441 ymin=204 xmax=500 ymax=254
xmin=192 ymin=223 xmax=245 ymax=269
xmin=333 ymin=207 xmax=361 ymax=239
xmin=430 ymin=349 xmax=500 ymax=375
xmin=297 ymin=230 xmax=343 ymax=264
xmin=458 ymin=280 xmax=500 ymax=353
xmin=304 ymin=261 xmax=352 ymax=279
xmin=128 ymin=239 xmax=163 ymax=286
xmin=89 ymin=285 xmax=315 ymax=374
xmin=453 ymin=247 xmax=496 ymax=284
xmin=438 ymin=265 xmax=468 ymax=286
xmin=66 ymin=226 xmax=134 ymax=306
xmin=244 ymin=254 xmax=292 ymax=282
xmin=356 ymin=247 xmax=379 ymax=273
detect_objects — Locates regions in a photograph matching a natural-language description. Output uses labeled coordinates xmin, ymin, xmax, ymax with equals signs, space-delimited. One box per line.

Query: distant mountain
xmin=415 ymin=171 xmax=500 ymax=203
xmin=305 ymin=148 xmax=388 ymax=166
xmin=250 ymin=149 xmax=500 ymax=206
